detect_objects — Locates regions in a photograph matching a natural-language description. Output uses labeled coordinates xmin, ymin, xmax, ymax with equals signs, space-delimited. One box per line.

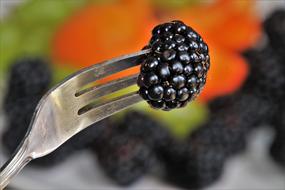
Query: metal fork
xmin=0 ymin=49 xmax=150 ymax=189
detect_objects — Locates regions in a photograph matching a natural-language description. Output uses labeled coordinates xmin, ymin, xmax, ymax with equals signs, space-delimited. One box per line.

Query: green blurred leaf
xmin=0 ymin=0 xmax=88 ymax=76
xmin=153 ymin=0 xmax=199 ymax=9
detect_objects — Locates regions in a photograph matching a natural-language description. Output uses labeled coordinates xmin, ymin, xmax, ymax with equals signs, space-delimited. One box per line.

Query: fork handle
xmin=0 ymin=139 xmax=32 ymax=189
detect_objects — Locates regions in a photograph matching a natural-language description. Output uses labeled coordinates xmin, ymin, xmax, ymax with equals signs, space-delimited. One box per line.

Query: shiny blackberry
xmin=138 ymin=20 xmax=210 ymax=110
xmin=264 ymin=9 xmax=285 ymax=54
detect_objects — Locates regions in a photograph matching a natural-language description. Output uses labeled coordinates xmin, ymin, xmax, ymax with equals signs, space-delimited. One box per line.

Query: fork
xmin=0 ymin=49 xmax=150 ymax=189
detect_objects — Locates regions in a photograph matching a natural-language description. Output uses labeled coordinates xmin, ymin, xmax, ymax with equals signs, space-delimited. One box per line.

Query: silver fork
xmin=0 ymin=49 xmax=150 ymax=189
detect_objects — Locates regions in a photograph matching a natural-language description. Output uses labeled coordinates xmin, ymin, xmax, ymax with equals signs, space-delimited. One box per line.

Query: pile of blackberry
xmin=138 ymin=20 xmax=210 ymax=110
xmin=263 ymin=9 xmax=285 ymax=168
xmin=1 ymin=57 xmax=110 ymax=167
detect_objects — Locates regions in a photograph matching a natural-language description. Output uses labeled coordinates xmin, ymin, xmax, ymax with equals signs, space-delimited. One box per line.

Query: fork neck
xmin=0 ymin=139 xmax=32 ymax=189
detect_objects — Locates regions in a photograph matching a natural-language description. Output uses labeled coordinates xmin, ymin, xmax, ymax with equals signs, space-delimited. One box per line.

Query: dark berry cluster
xmin=264 ymin=9 xmax=285 ymax=169
xmin=270 ymin=101 xmax=285 ymax=168
xmin=156 ymin=137 xmax=225 ymax=189
xmin=242 ymin=47 xmax=285 ymax=99
xmin=138 ymin=20 xmax=210 ymax=110
xmin=264 ymin=9 xmax=285 ymax=54
xmin=92 ymin=111 xmax=169 ymax=186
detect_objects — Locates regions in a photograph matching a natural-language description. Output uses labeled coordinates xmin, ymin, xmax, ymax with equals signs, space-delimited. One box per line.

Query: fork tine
xmin=76 ymin=74 xmax=138 ymax=103
xmin=69 ymin=49 xmax=150 ymax=88
xmin=78 ymin=92 xmax=142 ymax=128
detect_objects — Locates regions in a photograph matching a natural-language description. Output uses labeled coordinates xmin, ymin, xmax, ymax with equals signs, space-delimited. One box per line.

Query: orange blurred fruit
xmin=52 ymin=0 xmax=156 ymax=70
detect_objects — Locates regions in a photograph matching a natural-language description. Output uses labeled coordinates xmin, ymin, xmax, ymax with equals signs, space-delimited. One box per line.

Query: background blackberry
xmin=2 ymin=57 xmax=111 ymax=167
xmin=157 ymin=137 xmax=225 ymax=189
xmin=117 ymin=111 xmax=172 ymax=150
xmin=2 ymin=97 xmax=41 ymax=154
xmin=138 ymin=20 xmax=210 ymax=110
xmin=4 ymin=57 xmax=52 ymax=104
xmin=264 ymin=9 xmax=285 ymax=55
xmin=242 ymin=46 xmax=285 ymax=101
xmin=262 ymin=8 xmax=285 ymax=171
xmin=92 ymin=111 xmax=164 ymax=186
xmin=270 ymin=101 xmax=285 ymax=168
xmin=191 ymin=90 xmax=275 ymax=160
xmin=270 ymin=135 xmax=285 ymax=169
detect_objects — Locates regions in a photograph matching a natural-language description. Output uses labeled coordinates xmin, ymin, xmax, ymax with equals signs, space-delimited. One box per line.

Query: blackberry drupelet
xmin=138 ymin=20 xmax=210 ymax=110
xmin=264 ymin=9 xmax=285 ymax=55
xmin=92 ymin=112 xmax=162 ymax=186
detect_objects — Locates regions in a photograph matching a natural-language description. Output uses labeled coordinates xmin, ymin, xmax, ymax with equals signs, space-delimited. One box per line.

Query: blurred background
xmin=0 ymin=0 xmax=285 ymax=189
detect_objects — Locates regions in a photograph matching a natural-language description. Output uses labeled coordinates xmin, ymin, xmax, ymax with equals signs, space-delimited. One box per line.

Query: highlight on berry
xmin=138 ymin=20 xmax=210 ymax=111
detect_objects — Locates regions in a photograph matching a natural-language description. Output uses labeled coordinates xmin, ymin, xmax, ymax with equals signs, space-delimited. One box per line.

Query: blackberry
xmin=264 ymin=9 xmax=285 ymax=55
xmin=203 ymin=92 xmax=276 ymax=157
xmin=92 ymin=112 xmax=161 ymax=186
xmin=212 ymin=92 xmax=275 ymax=128
xmin=116 ymin=111 xmax=172 ymax=149
xmin=158 ymin=138 xmax=225 ymax=189
xmin=2 ymin=97 xmax=40 ymax=154
xmin=191 ymin=119 xmax=246 ymax=158
xmin=4 ymin=57 xmax=51 ymax=105
xmin=138 ymin=20 xmax=210 ymax=110
xmin=242 ymin=46 xmax=285 ymax=100
xmin=269 ymin=100 xmax=285 ymax=168
xmin=270 ymin=135 xmax=285 ymax=168
xmin=91 ymin=111 xmax=172 ymax=185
